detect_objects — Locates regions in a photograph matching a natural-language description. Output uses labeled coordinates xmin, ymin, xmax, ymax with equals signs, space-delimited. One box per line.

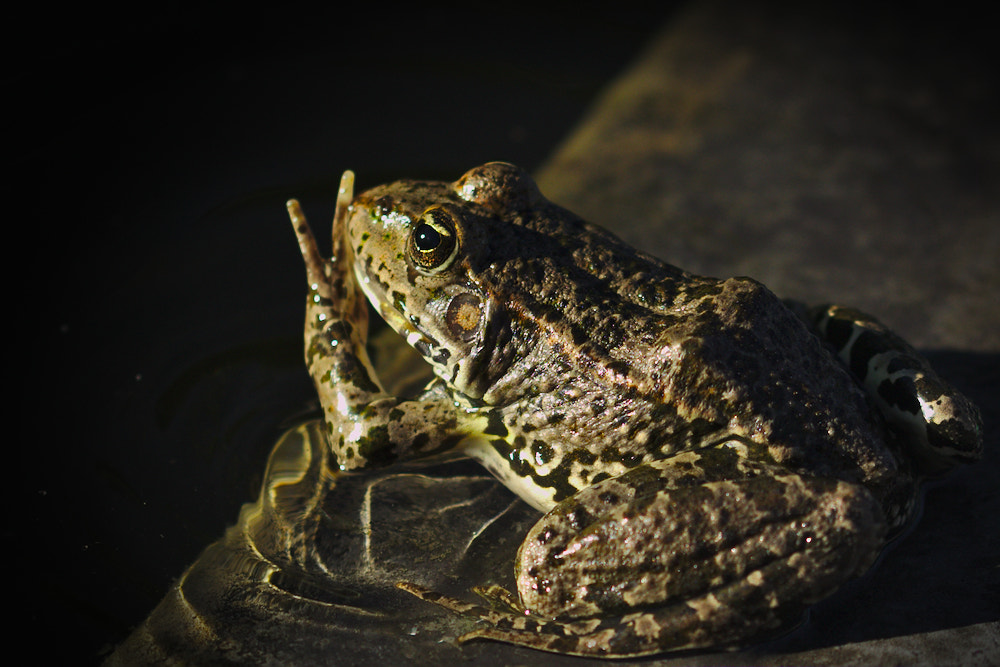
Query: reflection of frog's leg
xmin=806 ymin=304 xmax=982 ymax=472
xmin=400 ymin=450 xmax=887 ymax=657
xmin=286 ymin=180 xmax=472 ymax=471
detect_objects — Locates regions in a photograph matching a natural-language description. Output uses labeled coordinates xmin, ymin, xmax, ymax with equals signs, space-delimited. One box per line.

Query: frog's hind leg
xmin=524 ymin=468 xmax=885 ymax=656
xmin=403 ymin=493 xmax=875 ymax=658
xmin=401 ymin=455 xmax=888 ymax=657
xmin=807 ymin=304 xmax=982 ymax=472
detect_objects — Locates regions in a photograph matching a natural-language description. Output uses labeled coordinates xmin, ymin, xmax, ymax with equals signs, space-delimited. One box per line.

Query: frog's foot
xmin=471 ymin=584 xmax=524 ymax=614
xmin=402 ymin=582 xmax=526 ymax=615
xmin=397 ymin=581 xmax=628 ymax=657
xmin=399 ymin=569 xmax=800 ymax=658
xmin=809 ymin=304 xmax=983 ymax=472
xmin=397 ymin=581 xmax=512 ymax=618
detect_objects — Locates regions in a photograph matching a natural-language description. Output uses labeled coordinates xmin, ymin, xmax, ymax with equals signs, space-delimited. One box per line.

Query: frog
xmin=284 ymin=162 xmax=982 ymax=657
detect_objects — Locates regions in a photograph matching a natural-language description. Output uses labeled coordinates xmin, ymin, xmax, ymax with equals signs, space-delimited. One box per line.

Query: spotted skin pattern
xmin=287 ymin=163 xmax=982 ymax=657
xmin=811 ymin=304 xmax=982 ymax=470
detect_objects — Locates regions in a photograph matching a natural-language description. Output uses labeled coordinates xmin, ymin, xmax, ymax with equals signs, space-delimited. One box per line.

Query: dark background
xmin=13 ymin=2 xmax=994 ymax=665
xmin=14 ymin=3 xmax=681 ymax=664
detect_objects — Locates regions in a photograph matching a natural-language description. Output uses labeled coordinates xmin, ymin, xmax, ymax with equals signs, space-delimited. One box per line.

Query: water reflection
xmin=107 ymin=420 xmax=537 ymax=664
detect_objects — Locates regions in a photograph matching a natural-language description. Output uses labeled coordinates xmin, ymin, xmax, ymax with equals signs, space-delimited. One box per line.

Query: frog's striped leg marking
xmin=811 ymin=304 xmax=983 ymax=472
xmin=287 ymin=176 xmax=481 ymax=471
xmin=399 ymin=453 xmax=887 ymax=657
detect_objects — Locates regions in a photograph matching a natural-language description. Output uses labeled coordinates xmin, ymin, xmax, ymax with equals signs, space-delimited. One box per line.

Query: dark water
xmin=16 ymin=3 xmax=681 ymax=664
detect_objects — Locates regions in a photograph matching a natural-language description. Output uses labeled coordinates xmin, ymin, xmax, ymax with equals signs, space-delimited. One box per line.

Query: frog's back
xmin=477 ymin=206 xmax=901 ymax=491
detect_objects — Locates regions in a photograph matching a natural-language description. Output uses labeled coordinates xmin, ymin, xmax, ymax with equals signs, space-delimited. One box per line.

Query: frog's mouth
xmin=352 ymin=263 xmax=447 ymax=368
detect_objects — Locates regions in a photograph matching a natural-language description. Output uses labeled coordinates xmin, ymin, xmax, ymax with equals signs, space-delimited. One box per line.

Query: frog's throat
xmin=351 ymin=262 xmax=437 ymax=360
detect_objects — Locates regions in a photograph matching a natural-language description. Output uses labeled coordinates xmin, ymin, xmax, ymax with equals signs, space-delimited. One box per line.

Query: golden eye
xmin=408 ymin=207 xmax=458 ymax=272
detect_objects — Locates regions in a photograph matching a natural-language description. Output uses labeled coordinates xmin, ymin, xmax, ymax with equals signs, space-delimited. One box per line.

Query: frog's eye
xmin=408 ymin=207 xmax=458 ymax=273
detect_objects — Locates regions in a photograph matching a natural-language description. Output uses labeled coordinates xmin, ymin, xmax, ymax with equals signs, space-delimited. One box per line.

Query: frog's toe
xmin=396 ymin=581 xmax=486 ymax=616
xmin=397 ymin=582 xmax=543 ymax=643
xmin=397 ymin=581 xmax=532 ymax=624
xmin=470 ymin=584 xmax=524 ymax=614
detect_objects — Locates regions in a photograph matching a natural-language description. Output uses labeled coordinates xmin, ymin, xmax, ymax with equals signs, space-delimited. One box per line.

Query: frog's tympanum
xmin=285 ymin=163 xmax=982 ymax=657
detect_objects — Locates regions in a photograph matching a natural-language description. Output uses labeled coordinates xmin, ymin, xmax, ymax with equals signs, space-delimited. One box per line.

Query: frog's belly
xmin=462 ymin=438 xmax=560 ymax=512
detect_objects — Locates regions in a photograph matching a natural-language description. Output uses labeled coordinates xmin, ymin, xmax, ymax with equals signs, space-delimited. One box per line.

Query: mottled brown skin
xmin=287 ymin=163 xmax=982 ymax=657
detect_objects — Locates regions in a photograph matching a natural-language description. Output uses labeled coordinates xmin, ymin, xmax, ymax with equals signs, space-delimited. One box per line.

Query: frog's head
xmin=344 ymin=162 xmax=542 ymax=398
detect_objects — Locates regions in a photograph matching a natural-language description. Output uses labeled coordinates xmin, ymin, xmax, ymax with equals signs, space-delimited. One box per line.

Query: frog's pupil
xmin=415 ymin=223 xmax=441 ymax=251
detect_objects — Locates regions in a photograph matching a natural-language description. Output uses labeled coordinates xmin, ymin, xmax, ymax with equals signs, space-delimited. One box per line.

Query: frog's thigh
xmin=515 ymin=466 xmax=886 ymax=653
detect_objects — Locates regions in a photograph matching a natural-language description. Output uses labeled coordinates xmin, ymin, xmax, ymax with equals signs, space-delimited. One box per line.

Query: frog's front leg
xmin=402 ymin=453 xmax=886 ymax=657
xmin=286 ymin=176 xmax=470 ymax=470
